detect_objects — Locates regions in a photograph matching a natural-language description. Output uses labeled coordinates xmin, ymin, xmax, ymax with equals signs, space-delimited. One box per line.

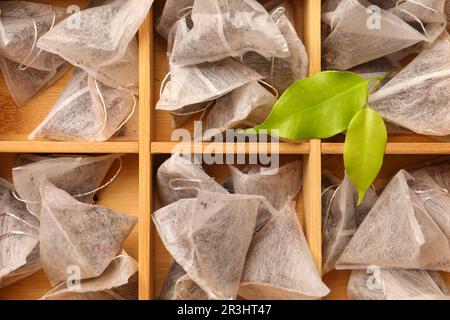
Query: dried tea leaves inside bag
xmin=238 ymin=202 xmax=330 ymax=300
xmin=242 ymin=6 xmax=308 ymax=93
xmin=39 ymin=179 xmax=137 ymax=286
xmin=156 ymin=0 xmax=194 ymax=39
xmin=41 ymin=250 xmax=138 ymax=300
xmin=169 ymin=0 xmax=289 ymax=67
xmin=322 ymin=0 xmax=427 ymax=70
xmin=322 ymin=175 xmax=378 ymax=275
xmin=0 ymin=1 xmax=67 ymax=71
xmin=370 ymin=32 xmax=450 ymax=136
xmin=348 ymin=269 xmax=449 ymax=300
xmin=0 ymin=178 xmax=40 ymax=288
xmin=156 ymin=154 xmax=227 ymax=207
xmin=0 ymin=57 xmax=69 ymax=107
xmin=153 ymin=191 xmax=264 ymax=300
xmin=336 ymin=170 xmax=450 ymax=271
xmin=203 ymin=82 xmax=277 ymax=141
xmin=37 ymin=0 xmax=154 ymax=92
xmin=29 ymin=69 xmax=135 ymax=142
xmin=13 ymin=153 xmax=121 ymax=216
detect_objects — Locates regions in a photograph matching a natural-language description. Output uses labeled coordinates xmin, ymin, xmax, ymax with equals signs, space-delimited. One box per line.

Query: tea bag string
xmin=414 ymin=187 xmax=448 ymax=204
xmin=259 ymin=79 xmax=280 ymax=99
xmin=396 ymin=0 xmax=438 ymax=13
xmin=19 ymin=12 xmax=57 ymax=71
xmin=0 ymin=212 xmax=39 ymax=231
xmin=395 ymin=1 xmax=431 ymax=40
xmin=0 ymin=9 xmax=9 ymax=46
xmin=177 ymin=6 xmax=193 ymax=19
xmin=160 ymin=72 xmax=171 ymax=97
xmin=12 ymin=156 xmax=123 ymax=206
xmin=93 ymin=78 xmax=137 ymax=139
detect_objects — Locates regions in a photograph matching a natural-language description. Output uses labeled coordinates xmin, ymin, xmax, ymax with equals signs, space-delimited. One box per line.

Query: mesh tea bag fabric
xmin=202 ymin=82 xmax=277 ymax=141
xmin=389 ymin=0 xmax=447 ymax=24
xmin=0 ymin=57 xmax=69 ymax=107
xmin=153 ymin=191 xmax=265 ymax=300
xmin=228 ymin=161 xmax=302 ymax=210
xmin=37 ymin=0 xmax=154 ymax=92
xmin=347 ymin=269 xmax=449 ymax=300
xmin=169 ymin=0 xmax=289 ymax=67
xmin=242 ymin=7 xmax=308 ymax=93
xmin=370 ymin=32 xmax=450 ymax=137
xmin=159 ymin=262 xmax=209 ymax=300
xmin=336 ymin=170 xmax=450 ymax=271
xmin=156 ymin=154 xmax=228 ymax=207
xmin=0 ymin=1 xmax=67 ymax=72
xmin=238 ymin=202 xmax=330 ymax=300
xmin=39 ymin=179 xmax=137 ymax=286
xmin=0 ymin=178 xmax=40 ymax=288
xmin=410 ymin=163 xmax=450 ymax=238
xmin=13 ymin=154 xmax=121 ymax=216
xmin=41 ymin=250 xmax=138 ymax=300
xmin=156 ymin=0 xmax=194 ymax=39
xmin=322 ymin=175 xmax=378 ymax=275
xmin=29 ymin=69 xmax=135 ymax=142
xmin=322 ymin=0 xmax=427 ymax=70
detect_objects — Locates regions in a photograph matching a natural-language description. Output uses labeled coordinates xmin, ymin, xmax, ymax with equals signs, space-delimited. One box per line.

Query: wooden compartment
xmin=322 ymin=154 xmax=450 ymax=300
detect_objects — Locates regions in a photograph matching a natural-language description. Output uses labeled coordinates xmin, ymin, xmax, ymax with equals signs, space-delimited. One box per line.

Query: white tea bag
xmin=40 ymin=179 xmax=137 ymax=286
xmin=238 ymin=202 xmax=330 ymax=300
xmin=348 ymin=269 xmax=449 ymax=300
xmin=336 ymin=170 xmax=450 ymax=271
xmin=13 ymin=154 xmax=121 ymax=216
xmin=156 ymin=0 xmax=194 ymax=39
xmin=322 ymin=175 xmax=378 ymax=275
xmin=29 ymin=69 xmax=135 ymax=142
xmin=169 ymin=0 xmax=289 ymax=67
xmin=153 ymin=191 xmax=264 ymax=300
xmin=370 ymin=32 xmax=450 ymax=136
xmin=0 ymin=1 xmax=67 ymax=71
xmin=322 ymin=0 xmax=427 ymax=70
xmin=159 ymin=262 xmax=209 ymax=300
xmin=390 ymin=0 xmax=446 ymax=24
xmin=0 ymin=178 xmax=40 ymax=289
xmin=156 ymin=154 xmax=227 ymax=207
xmin=228 ymin=161 xmax=302 ymax=210
xmin=203 ymin=82 xmax=277 ymax=141
xmin=0 ymin=57 xmax=69 ymax=107
xmin=37 ymin=0 xmax=154 ymax=92
xmin=41 ymin=250 xmax=138 ymax=300
xmin=242 ymin=7 xmax=308 ymax=93
xmin=410 ymin=163 xmax=450 ymax=238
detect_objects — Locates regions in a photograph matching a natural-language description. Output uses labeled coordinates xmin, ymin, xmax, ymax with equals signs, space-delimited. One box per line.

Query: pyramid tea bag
xmin=41 ymin=250 xmax=138 ymax=300
xmin=157 ymin=18 xmax=263 ymax=125
xmin=0 ymin=57 xmax=69 ymax=107
xmin=410 ymin=163 xmax=450 ymax=238
xmin=229 ymin=161 xmax=302 ymax=210
xmin=238 ymin=202 xmax=330 ymax=300
xmin=0 ymin=1 xmax=67 ymax=72
xmin=156 ymin=0 xmax=194 ymax=39
xmin=13 ymin=154 xmax=121 ymax=216
xmin=336 ymin=170 xmax=450 ymax=271
xmin=37 ymin=0 xmax=154 ymax=92
xmin=0 ymin=178 xmax=40 ymax=288
xmin=40 ymin=179 xmax=137 ymax=286
xmin=29 ymin=69 xmax=136 ymax=142
xmin=348 ymin=269 xmax=448 ymax=300
xmin=156 ymin=154 xmax=227 ymax=207
xmin=322 ymin=0 xmax=427 ymax=70
xmin=159 ymin=261 xmax=209 ymax=300
xmin=322 ymin=175 xmax=378 ymax=275
xmin=169 ymin=0 xmax=289 ymax=67
xmin=370 ymin=32 xmax=450 ymax=136
xmin=153 ymin=191 xmax=265 ymax=300
xmin=242 ymin=6 xmax=308 ymax=93
xmin=203 ymin=82 xmax=277 ymax=141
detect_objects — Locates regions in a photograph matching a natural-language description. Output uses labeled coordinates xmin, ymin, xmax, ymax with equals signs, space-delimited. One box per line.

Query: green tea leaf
xmin=246 ymin=71 xmax=368 ymax=140
xmin=344 ymin=108 xmax=387 ymax=204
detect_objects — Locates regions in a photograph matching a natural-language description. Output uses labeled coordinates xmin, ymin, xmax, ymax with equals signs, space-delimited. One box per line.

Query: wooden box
xmin=1 ymin=0 xmax=449 ymax=300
